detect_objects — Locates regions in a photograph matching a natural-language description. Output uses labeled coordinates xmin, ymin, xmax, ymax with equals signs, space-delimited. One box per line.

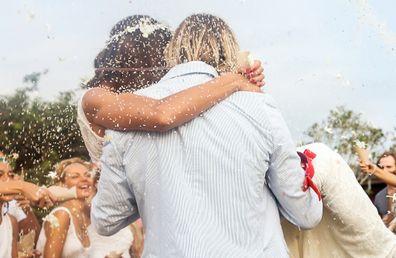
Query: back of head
xmin=87 ymin=15 xmax=172 ymax=92
xmin=165 ymin=14 xmax=240 ymax=74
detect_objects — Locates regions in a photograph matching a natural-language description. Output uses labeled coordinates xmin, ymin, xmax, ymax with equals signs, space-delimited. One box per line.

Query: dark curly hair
xmin=86 ymin=15 xmax=172 ymax=92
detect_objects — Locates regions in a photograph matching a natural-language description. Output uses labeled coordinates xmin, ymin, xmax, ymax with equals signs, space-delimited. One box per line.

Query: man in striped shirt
xmin=92 ymin=14 xmax=322 ymax=257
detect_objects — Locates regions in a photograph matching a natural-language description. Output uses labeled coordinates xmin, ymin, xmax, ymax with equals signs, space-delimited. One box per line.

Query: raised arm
xmin=360 ymin=162 xmax=396 ymax=186
xmin=83 ymin=65 xmax=264 ymax=133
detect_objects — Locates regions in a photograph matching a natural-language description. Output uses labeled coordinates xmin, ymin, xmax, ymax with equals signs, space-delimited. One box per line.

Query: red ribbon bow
xmin=298 ymin=149 xmax=321 ymax=201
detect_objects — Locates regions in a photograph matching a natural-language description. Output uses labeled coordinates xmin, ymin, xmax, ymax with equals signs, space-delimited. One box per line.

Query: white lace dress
xmin=76 ymin=94 xmax=104 ymax=164
xmin=0 ymin=210 xmax=13 ymax=258
xmin=36 ymin=207 xmax=90 ymax=258
xmin=282 ymin=143 xmax=396 ymax=258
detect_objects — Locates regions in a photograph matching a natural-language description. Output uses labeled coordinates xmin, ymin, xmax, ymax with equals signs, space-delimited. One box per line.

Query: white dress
xmin=0 ymin=210 xmax=13 ymax=258
xmin=37 ymin=207 xmax=90 ymax=258
xmin=7 ymin=200 xmax=27 ymax=222
xmin=283 ymin=143 xmax=396 ymax=258
xmin=76 ymin=94 xmax=104 ymax=164
xmin=88 ymin=225 xmax=133 ymax=258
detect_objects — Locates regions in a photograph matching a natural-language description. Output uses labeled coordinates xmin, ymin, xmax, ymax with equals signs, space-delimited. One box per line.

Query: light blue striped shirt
xmin=92 ymin=61 xmax=322 ymax=258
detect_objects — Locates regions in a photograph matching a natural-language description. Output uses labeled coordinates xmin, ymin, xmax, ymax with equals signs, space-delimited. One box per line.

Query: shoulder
xmin=48 ymin=207 xmax=71 ymax=227
xmin=227 ymin=92 xmax=283 ymax=127
xmin=82 ymin=87 xmax=115 ymax=112
xmin=228 ymin=92 xmax=279 ymax=114
xmin=375 ymin=187 xmax=388 ymax=199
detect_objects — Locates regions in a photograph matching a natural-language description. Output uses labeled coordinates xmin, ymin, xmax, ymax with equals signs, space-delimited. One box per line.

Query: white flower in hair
xmin=107 ymin=17 xmax=169 ymax=44
xmin=47 ymin=171 xmax=58 ymax=180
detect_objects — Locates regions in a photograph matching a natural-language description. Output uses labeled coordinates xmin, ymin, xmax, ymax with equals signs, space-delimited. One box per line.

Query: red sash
xmin=297 ymin=149 xmax=321 ymax=201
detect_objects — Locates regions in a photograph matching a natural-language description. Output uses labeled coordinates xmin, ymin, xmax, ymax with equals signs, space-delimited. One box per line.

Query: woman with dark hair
xmin=0 ymin=161 xmax=56 ymax=258
xmin=78 ymin=15 xmax=264 ymax=163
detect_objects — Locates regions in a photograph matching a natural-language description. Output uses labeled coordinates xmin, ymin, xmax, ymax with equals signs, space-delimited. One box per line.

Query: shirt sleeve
xmin=265 ymin=102 xmax=323 ymax=229
xmin=91 ymin=133 xmax=140 ymax=236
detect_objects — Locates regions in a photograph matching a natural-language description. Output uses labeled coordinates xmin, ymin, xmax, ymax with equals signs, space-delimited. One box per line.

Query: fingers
xmin=36 ymin=188 xmax=56 ymax=208
xmin=251 ymin=74 xmax=265 ymax=85
xmin=250 ymin=60 xmax=262 ymax=70
xmin=245 ymin=65 xmax=266 ymax=87
xmin=17 ymin=199 xmax=31 ymax=208
xmin=0 ymin=194 xmax=17 ymax=202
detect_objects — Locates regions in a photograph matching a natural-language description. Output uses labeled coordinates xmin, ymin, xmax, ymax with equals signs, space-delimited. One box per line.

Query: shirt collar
xmin=162 ymin=61 xmax=219 ymax=81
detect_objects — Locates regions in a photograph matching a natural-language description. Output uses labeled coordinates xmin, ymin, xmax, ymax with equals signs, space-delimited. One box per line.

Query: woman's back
xmin=76 ymin=93 xmax=104 ymax=164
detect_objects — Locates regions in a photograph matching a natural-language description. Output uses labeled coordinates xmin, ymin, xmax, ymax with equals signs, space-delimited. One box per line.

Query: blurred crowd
xmin=0 ymin=145 xmax=144 ymax=258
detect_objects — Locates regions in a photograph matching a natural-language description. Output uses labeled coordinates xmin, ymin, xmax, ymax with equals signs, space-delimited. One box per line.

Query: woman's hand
xmin=359 ymin=161 xmax=378 ymax=175
xmin=21 ymin=182 xmax=57 ymax=208
xmin=228 ymin=73 xmax=262 ymax=93
xmin=238 ymin=60 xmax=265 ymax=87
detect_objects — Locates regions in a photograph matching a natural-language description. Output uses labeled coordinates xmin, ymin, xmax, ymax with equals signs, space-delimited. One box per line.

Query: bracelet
xmin=369 ymin=166 xmax=377 ymax=176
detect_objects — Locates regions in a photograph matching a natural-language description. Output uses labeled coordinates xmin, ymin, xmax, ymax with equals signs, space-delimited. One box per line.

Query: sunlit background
xmin=1 ymin=0 xmax=395 ymax=143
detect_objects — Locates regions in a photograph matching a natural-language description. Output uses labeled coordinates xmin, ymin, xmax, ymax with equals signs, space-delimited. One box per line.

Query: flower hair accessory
xmin=0 ymin=153 xmax=19 ymax=169
xmin=107 ymin=17 xmax=169 ymax=44
xmin=95 ymin=66 xmax=170 ymax=72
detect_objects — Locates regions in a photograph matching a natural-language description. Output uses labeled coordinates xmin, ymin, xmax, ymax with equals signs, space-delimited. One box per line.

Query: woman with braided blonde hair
xmin=165 ymin=14 xmax=240 ymax=74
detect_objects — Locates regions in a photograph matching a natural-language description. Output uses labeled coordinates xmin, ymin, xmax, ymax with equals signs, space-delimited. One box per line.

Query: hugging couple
xmin=81 ymin=13 xmax=395 ymax=258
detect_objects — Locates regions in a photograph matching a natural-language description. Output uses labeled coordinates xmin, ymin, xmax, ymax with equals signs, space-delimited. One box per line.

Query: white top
xmin=283 ymin=143 xmax=396 ymax=258
xmin=88 ymin=225 xmax=133 ymax=258
xmin=0 ymin=211 xmax=13 ymax=258
xmin=7 ymin=200 xmax=27 ymax=222
xmin=37 ymin=207 xmax=90 ymax=258
xmin=76 ymin=94 xmax=104 ymax=164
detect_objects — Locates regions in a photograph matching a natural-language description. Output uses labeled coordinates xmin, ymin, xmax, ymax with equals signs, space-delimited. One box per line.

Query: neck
xmin=65 ymin=198 xmax=87 ymax=211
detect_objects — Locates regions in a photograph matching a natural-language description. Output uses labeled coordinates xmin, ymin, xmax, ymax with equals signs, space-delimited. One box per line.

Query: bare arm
xmin=10 ymin=215 xmax=18 ymax=258
xmin=0 ymin=181 xmax=56 ymax=207
xmin=84 ymin=72 xmax=263 ymax=133
xmin=360 ymin=162 xmax=396 ymax=186
xmin=43 ymin=210 xmax=70 ymax=258
xmin=18 ymin=207 xmax=41 ymax=244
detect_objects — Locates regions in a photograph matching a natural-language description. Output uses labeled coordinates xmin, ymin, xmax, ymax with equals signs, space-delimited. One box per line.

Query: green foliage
xmin=0 ymin=87 xmax=88 ymax=187
xmin=305 ymin=106 xmax=388 ymax=188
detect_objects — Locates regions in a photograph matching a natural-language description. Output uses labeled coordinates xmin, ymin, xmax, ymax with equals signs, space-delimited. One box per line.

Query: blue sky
xmin=1 ymin=0 xmax=395 ymax=142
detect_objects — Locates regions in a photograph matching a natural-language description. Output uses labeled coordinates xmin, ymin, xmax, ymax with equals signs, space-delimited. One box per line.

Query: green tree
xmin=0 ymin=87 xmax=88 ymax=187
xmin=305 ymin=106 xmax=386 ymax=188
